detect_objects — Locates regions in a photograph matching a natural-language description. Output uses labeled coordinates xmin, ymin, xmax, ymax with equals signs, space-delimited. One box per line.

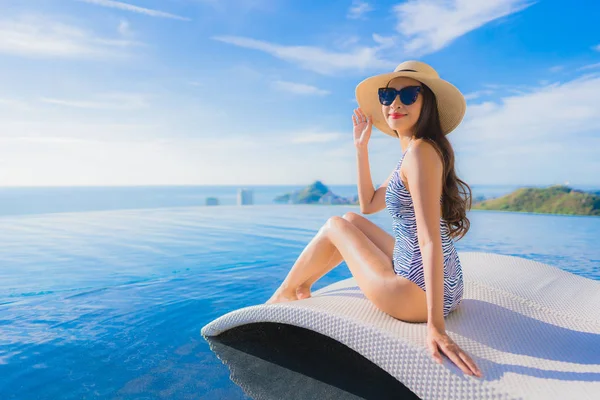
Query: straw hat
xmin=355 ymin=60 xmax=466 ymax=137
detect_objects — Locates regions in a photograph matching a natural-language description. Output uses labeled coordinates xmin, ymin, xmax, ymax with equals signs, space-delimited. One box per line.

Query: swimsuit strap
xmin=403 ymin=138 xmax=415 ymax=157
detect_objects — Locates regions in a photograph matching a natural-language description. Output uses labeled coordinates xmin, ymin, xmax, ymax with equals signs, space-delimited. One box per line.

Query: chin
xmin=388 ymin=121 xmax=412 ymax=131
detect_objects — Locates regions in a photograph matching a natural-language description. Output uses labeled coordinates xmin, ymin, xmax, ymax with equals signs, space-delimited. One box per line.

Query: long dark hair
xmin=393 ymin=82 xmax=472 ymax=241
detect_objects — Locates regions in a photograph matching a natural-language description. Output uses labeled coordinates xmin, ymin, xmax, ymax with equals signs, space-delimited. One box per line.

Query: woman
xmin=266 ymin=60 xmax=482 ymax=378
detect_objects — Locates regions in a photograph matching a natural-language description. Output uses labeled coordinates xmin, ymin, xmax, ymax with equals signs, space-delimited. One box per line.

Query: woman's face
xmin=381 ymin=76 xmax=423 ymax=136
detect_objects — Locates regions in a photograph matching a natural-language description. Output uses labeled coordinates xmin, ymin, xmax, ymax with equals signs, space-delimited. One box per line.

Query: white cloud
xmin=76 ymin=0 xmax=190 ymax=21
xmin=464 ymin=89 xmax=494 ymax=101
xmin=347 ymin=1 xmax=373 ymax=19
xmin=450 ymin=74 xmax=600 ymax=185
xmin=118 ymin=19 xmax=130 ymax=36
xmin=0 ymin=117 xmax=349 ymax=185
xmin=226 ymin=64 xmax=264 ymax=81
xmin=0 ymin=119 xmax=158 ymax=143
xmin=213 ymin=1 xmax=537 ymax=75
xmin=272 ymin=80 xmax=330 ymax=95
xmin=476 ymin=82 xmax=540 ymax=96
xmin=549 ymin=65 xmax=564 ymax=73
xmin=0 ymin=72 xmax=357 ymax=186
xmin=323 ymin=146 xmax=355 ymax=157
xmin=332 ymin=35 xmax=360 ymax=49
xmin=0 ymin=136 xmax=187 ymax=186
xmin=212 ymin=35 xmax=396 ymax=75
xmin=189 ymin=0 xmax=275 ymax=13
xmin=40 ymin=93 xmax=150 ymax=110
xmin=462 ymin=74 xmax=600 ymax=142
xmin=394 ymin=0 xmax=535 ymax=55
xmin=0 ymin=133 xmax=358 ymax=186
xmin=371 ymin=33 xmax=396 ymax=49
xmin=0 ymin=98 xmax=30 ymax=111
xmin=0 ymin=136 xmax=100 ymax=144
xmin=290 ymin=132 xmax=343 ymax=144
xmin=593 ymin=44 xmax=600 ymax=52
xmin=0 ymin=15 xmax=140 ymax=58
xmin=577 ymin=62 xmax=600 ymax=71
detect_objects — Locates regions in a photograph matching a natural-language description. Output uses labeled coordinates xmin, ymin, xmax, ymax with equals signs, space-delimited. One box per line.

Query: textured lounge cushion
xmin=201 ymin=252 xmax=600 ymax=400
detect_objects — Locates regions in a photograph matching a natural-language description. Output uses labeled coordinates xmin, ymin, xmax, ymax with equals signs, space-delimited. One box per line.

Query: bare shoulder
xmin=400 ymin=139 xmax=443 ymax=192
xmin=405 ymin=138 xmax=443 ymax=168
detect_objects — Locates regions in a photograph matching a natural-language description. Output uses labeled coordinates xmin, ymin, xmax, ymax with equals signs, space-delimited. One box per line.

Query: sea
xmin=0 ymin=184 xmax=599 ymax=399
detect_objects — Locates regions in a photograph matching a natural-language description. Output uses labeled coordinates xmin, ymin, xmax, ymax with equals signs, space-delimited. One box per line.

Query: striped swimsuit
xmin=385 ymin=143 xmax=463 ymax=317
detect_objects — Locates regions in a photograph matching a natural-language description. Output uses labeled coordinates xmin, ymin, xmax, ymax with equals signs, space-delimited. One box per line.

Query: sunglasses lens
xmin=400 ymin=86 xmax=420 ymax=105
xmin=378 ymin=88 xmax=396 ymax=105
xmin=379 ymin=86 xmax=421 ymax=106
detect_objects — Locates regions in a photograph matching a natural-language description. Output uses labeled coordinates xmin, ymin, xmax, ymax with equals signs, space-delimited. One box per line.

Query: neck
xmin=399 ymin=134 xmax=414 ymax=153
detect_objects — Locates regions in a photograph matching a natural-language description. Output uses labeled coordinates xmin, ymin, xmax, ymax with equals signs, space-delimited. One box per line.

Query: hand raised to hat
xmin=352 ymin=107 xmax=372 ymax=150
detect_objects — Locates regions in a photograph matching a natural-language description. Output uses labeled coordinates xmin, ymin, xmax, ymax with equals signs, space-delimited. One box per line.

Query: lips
xmin=390 ymin=113 xmax=406 ymax=119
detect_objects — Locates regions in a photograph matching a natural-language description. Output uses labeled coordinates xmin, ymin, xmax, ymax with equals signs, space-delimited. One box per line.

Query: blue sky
xmin=0 ymin=0 xmax=599 ymax=186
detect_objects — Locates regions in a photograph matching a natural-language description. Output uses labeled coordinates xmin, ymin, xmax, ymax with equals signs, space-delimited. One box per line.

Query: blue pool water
xmin=0 ymin=199 xmax=599 ymax=398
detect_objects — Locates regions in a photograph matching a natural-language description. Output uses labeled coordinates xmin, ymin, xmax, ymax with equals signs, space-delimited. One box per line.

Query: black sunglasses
xmin=378 ymin=86 xmax=422 ymax=106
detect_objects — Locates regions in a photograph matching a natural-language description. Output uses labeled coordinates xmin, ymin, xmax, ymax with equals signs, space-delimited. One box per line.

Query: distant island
xmin=274 ymin=181 xmax=359 ymax=205
xmin=275 ymin=182 xmax=599 ymax=216
xmin=472 ymin=184 xmax=600 ymax=216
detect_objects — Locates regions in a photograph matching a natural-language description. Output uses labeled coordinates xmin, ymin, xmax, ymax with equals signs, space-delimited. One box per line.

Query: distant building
xmin=237 ymin=188 xmax=254 ymax=205
xmin=206 ymin=197 xmax=219 ymax=206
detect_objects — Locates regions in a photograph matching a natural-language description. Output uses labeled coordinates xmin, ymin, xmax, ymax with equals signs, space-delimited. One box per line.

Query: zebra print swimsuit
xmin=385 ymin=143 xmax=463 ymax=317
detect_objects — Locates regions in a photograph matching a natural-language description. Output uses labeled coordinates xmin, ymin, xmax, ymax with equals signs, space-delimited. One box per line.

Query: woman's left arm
xmin=403 ymin=140 xmax=445 ymax=330
xmin=405 ymin=141 xmax=482 ymax=377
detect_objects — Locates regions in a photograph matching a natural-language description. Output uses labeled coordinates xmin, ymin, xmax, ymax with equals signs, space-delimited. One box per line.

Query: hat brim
xmin=355 ymin=70 xmax=466 ymax=137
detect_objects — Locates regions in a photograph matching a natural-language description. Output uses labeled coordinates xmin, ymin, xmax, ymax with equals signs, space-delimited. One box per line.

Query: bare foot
xmin=265 ymin=287 xmax=298 ymax=304
xmin=296 ymin=284 xmax=312 ymax=300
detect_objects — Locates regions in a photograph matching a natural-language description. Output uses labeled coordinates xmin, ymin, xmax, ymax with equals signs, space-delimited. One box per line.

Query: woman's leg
xmin=294 ymin=247 xmax=342 ymax=299
xmin=296 ymin=212 xmax=395 ymax=299
xmin=266 ymin=212 xmax=394 ymax=303
xmin=267 ymin=215 xmax=427 ymax=322
xmin=266 ymin=221 xmax=338 ymax=303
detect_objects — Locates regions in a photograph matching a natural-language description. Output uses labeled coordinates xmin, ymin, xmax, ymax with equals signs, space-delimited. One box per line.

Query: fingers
xmin=429 ymin=331 xmax=483 ymax=378
xmin=435 ymin=340 xmax=481 ymax=377
xmin=353 ymin=108 xmax=372 ymax=123
xmin=458 ymin=351 xmax=483 ymax=377
xmin=430 ymin=344 xmax=443 ymax=364
xmin=441 ymin=345 xmax=474 ymax=376
xmin=358 ymin=108 xmax=372 ymax=125
xmin=356 ymin=107 xmax=366 ymax=120
xmin=353 ymin=108 xmax=364 ymax=124
xmin=449 ymin=349 xmax=481 ymax=377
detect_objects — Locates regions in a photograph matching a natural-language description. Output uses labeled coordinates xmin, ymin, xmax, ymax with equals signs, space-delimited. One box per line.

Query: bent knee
xmin=341 ymin=211 xmax=362 ymax=224
xmin=324 ymin=215 xmax=345 ymax=230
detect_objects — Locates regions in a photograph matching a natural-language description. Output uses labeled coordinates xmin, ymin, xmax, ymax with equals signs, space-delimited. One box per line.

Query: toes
xmin=296 ymin=286 xmax=312 ymax=300
xmin=266 ymin=290 xmax=298 ymax=304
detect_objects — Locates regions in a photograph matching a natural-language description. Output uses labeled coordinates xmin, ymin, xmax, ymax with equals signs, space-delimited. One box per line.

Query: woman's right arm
xmin=357 ymin=147 xmax=395 ymax=214
xmin=353 ymin=107 xmax=394 ymax=215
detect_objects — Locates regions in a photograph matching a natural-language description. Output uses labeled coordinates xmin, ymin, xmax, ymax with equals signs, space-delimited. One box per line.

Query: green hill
xmin=274 ymin=181 xmax=359 ymax=205
xmin=473 ymin=185 xmax=600 ymax=216
xmin=296 ymin=180 xmax=330 ymax=203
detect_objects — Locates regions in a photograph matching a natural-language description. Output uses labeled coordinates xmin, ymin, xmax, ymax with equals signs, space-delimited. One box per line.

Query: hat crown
xmin=354 ymin=59 xmax=465 ymax=136
xmin=394 ymin=60 xmax=439 ymax=78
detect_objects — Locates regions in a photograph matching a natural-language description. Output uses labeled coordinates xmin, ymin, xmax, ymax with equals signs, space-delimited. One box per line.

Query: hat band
xmin=398 ymin=69 xmax=417 ymax=72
